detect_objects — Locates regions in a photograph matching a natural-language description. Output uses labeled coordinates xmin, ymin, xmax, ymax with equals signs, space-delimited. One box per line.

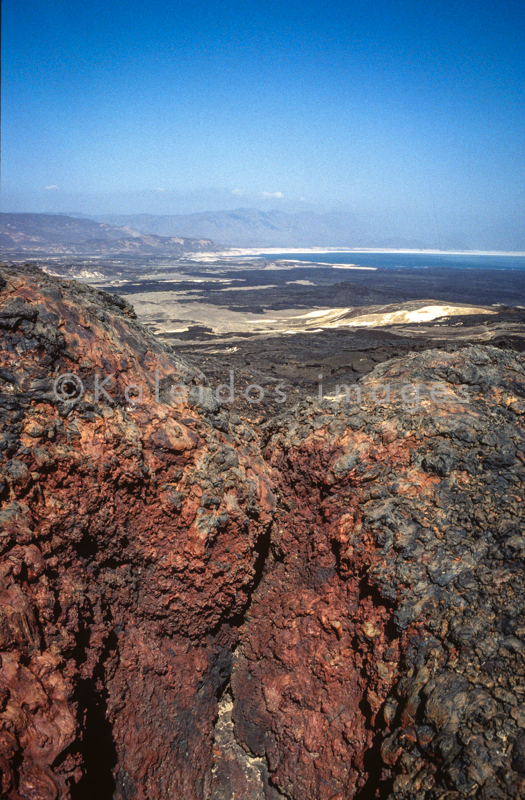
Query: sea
xmin=257 ymin=252 xmax=525 ymax=271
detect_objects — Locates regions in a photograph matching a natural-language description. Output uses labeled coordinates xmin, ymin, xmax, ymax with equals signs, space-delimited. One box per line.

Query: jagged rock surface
xmin=233 ymin=347 xmax=525 ymax=799
xmin=0 ymin=266 xmax=273 ymax=799
xmin=1 ymin=266 xmax=525 ymax=800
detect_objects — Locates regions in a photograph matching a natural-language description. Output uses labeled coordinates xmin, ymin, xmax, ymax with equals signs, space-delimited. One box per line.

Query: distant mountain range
xmin=0 ymin=213 xmax=216 ymax=256
xmin=89 ymin=208 xmax=432 ymax=249
xmin=86 ymin=208 xmax=524 ymax=250
xmin=2 ymin=210 xmax=523 ymax=254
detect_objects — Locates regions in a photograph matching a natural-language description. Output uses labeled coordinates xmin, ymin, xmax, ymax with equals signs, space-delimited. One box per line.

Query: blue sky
xmin=2 ymin=0 xmax=524 ymax=234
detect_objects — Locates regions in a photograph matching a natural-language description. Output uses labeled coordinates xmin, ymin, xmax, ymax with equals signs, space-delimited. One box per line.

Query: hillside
xmin=0 ymin=213 xmax=217 ymax=256
xmin=91 ymin=208 xmax=427 ymax=249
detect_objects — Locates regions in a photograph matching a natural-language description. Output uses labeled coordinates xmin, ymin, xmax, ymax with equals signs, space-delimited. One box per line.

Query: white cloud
xmin=155 ymin=187 xmax=166 ymax=192
xmin=45 ymin=185 xmax=60 ymax=190
xmin=231 ymin=189 xmax=283 ymax=199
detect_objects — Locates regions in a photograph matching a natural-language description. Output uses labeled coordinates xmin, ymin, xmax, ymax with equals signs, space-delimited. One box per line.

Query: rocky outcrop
xmin=0 ymin=266 xmax=273 ymax=799
xmin=1 ymin=265 xmax=525 ymax=799
xmin=232 ymin=348 xmax=525 ymax=799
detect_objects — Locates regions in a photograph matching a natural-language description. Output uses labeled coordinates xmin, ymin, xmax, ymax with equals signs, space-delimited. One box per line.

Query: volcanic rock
xmin=0 ymin=265 xmax=273 ymax=799
xmin=231 ymin=346 xmax=525 ymax=799
xmin=1 ymin=264 xmax=525 ymax=800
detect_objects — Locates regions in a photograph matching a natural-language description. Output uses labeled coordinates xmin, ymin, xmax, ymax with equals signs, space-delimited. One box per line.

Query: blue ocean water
xmin=259 ymin=252 xmax=525 ymax=271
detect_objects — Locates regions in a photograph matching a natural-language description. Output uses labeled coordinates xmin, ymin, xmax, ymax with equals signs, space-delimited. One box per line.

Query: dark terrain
xmin=113 ymin=264 xmax=525 ymax=309
xmin=1 ymin=263 xmax=525 ymax=800
xmin=4 ymin=246 xmax=525 ymax=421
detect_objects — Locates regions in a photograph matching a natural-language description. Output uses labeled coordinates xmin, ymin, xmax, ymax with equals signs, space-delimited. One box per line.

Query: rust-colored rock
xmin=0 ymin=266 xmax=273 ymax=799
xmin=232 ymin=347 xmax=525 ymax=799
xmin=2 ymin=265 xmax=525 ymax=800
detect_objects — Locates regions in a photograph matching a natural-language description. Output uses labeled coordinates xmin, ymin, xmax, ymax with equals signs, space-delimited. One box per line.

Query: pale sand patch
xmin=129 ymin=292 xmax=308 ymax=336
xmin=302 ymin=309 xmax=342 ymax=319
xmin=345 ymin=304 xmax=495 ymax=327
xmin=299 ymin=304 xmax=496 ymax=330
xmin=129 ymin=290 xmax=496 ymax=340
xmin=217 ymin=284 xmax=278 ymax=292
xmin=155 ymin=277 xmax=237 ymax=283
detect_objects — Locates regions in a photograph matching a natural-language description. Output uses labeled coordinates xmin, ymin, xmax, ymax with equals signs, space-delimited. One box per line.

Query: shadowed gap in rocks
xmin=69 ymin=631 xmax=118 ymax=800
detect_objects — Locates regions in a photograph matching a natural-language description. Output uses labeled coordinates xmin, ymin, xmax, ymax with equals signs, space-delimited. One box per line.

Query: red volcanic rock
xmin=232 ymin=347 xmax=525 ymax=799
xmin=0 ymin=266 xmax=273 ymax=799
xmin=2 ymin=265 xmax=525 ymax=800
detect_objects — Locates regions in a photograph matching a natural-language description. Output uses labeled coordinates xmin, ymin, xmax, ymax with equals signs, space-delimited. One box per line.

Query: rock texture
xmin=0 ymin=266 xmax=273 ymax=799
xmin=1 ymin=265 xmax=525 ymax=799
xmin=233 ymin=349 xmax=525 ymax=799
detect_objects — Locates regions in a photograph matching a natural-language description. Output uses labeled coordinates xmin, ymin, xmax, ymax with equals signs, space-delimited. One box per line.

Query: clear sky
xmin=2 ymin=0 xmax=524 ymax=234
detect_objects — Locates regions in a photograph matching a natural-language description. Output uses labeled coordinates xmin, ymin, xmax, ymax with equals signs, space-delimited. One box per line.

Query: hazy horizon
xmin=2 ymin=0 xmax=524 ymax=248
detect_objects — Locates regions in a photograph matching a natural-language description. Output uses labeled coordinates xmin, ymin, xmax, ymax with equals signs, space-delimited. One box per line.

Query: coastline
xmin=226 ymin=247 xmax=525 ymax=257
xmin=188 ymin=246 xmax=525 ymax=261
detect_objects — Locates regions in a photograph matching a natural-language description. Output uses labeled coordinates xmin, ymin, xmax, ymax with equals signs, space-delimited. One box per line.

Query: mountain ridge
xmin=3 ymin=209 xmax=524 ymax=252
xmin=0 ymin=213 xmax=217 ymax=256
xmin=89 ymin=208 xmax=431 ymax=249
xmin=87 ymin=207 xmax=525 ymax=251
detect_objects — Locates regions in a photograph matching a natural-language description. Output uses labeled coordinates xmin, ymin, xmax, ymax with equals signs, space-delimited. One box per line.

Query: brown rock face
xmin=1 ymin=265 xmax=525 ymax=799
xmin=0 ymin=266 xmax=273 ymax=799
xmin=232 ymin=350 xmax=525 ymax=799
